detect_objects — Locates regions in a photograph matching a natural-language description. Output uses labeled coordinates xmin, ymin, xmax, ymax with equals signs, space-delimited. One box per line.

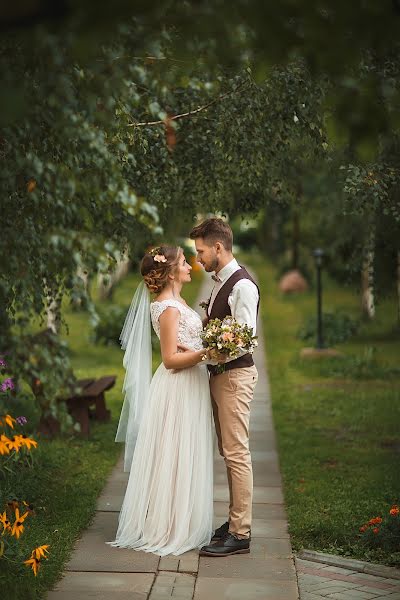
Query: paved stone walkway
xmin=47 ymin=273 xmax=298 ymax=599
xmin=47 ymin=273 xmax=400 ymax=599
xmin=296 ymin=557 xmax=400 ymax=600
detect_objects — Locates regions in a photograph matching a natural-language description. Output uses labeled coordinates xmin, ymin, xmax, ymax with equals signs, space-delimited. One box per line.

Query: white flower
xmin=293 ymin=114 xmax=299 ymax=123
xmin=153 ymin=254 xmax=167 ymax=263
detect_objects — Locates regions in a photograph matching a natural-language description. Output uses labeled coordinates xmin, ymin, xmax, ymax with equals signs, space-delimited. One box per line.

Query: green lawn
xmin=246 ymin=252 xmax=400 ymax=566
xmin=0 ymin=269 xmax=204 ymax=599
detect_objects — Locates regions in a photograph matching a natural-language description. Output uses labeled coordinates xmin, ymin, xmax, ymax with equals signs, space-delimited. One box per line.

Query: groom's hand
xmin=207 ymin=349 xmax=227 ymax=364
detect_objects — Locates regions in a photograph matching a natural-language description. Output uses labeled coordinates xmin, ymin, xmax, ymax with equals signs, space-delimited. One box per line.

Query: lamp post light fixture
xmin=313 ymin=248 xmax=325 ymax=350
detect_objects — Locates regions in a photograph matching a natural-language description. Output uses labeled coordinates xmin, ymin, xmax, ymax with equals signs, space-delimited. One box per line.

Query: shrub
xmin=4 ymin=331 xmax=76 ymax=431
xmin=91 ymin=305 xmax=127 ymax=346
xmin=297 ymin=311 xmax=359 ymax=346
xmin=359 ymin=505 xmax=400 ymax=554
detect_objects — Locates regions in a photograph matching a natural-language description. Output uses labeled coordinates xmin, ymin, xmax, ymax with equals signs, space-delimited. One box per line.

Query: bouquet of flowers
xmin=201 ymin=317 xmax=258 ymax=373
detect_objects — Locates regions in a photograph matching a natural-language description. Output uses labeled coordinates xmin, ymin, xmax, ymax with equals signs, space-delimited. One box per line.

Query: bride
xmin=108 ymin=245 xmax=214 ymax=556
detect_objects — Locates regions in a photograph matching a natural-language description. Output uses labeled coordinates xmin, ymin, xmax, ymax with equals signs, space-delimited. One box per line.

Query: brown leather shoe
xmin=200 ymin=532 xmax=250 ymax=557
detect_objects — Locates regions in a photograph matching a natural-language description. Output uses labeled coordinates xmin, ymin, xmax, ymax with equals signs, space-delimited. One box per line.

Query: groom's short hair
xmin=189 ymin=218 xmax=233 ymax=251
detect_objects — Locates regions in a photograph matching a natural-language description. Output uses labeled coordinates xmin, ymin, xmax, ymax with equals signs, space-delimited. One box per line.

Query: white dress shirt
xmin=208 ymin=259 xmax=259 ymax=363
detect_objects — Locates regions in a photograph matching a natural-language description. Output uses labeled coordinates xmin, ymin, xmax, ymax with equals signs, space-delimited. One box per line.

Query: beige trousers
xmin=210 ymin=365 xmax=258 ymax=539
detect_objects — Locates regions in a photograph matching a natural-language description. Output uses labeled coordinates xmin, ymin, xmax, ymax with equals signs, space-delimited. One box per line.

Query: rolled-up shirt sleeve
xmin=223 ymin=279 xmax=259 ymax=363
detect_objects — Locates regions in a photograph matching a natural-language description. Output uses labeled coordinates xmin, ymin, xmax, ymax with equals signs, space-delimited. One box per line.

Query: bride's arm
xmin=159 ymin=307 xmax=206 ymax=369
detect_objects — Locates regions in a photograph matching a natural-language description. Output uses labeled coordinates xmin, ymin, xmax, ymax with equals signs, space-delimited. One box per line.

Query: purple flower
xmin=0 ymin=357 xmax=6 ymax=368
xmin=16 ymin=416 xmax=27 ymax=426
xmin=0 ymin=378 xmax=14 ymax=392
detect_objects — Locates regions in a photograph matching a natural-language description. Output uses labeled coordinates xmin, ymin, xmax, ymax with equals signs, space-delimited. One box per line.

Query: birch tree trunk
xmin=97 ymin=247 xmax=130 ymax=301
xmin=71 ymin=266 xmax=90 ymax=308
xmin=361 ymin=229 xmax=375 ymax=320
xmin=46 ymin=296 xmax=61 ymax=334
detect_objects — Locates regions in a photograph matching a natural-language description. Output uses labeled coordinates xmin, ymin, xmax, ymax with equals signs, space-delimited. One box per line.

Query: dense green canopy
xmin=0 ymin=2 xmax=399 ymax=421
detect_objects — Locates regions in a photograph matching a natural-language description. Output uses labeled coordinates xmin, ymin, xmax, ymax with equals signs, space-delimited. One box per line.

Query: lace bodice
xmin=150 ymin=299 xmax=204 ymax=351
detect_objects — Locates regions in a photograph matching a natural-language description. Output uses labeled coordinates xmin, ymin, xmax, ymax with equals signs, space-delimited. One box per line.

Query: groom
xmin=189 ymin=218 xmax=259 ymax=557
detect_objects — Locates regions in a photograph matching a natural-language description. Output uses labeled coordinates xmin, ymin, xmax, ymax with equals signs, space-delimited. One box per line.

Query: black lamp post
xmin=313 ymin=248 xmax=324 ymax=349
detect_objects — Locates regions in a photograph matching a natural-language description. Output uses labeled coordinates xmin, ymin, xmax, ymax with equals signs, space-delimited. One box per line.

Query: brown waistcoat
xmin=207 ymin=267 xmax=259 ymax=376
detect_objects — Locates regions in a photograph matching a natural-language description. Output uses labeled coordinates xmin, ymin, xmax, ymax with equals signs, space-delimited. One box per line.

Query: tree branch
xmin=97 ymin=55 xmax=191 ymax=64
xmin=128 ymin=82 xmax=251 ymax=127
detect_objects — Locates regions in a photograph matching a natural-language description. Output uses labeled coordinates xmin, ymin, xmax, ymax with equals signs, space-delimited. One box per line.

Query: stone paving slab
xmin=194 ymin=577 xmax=299 ymax=600
xmin=97 ymin=493 xmax=125 ymax=512
xmin=212 ymin=515 xmax=289 ymax=538
xmin=248 ymin=517 xmax=289 ymax=538
xmin=296 ymin=557 xmax=400 ymax=600
xmin=250 ymin=430 xmax=278 ymax=446
xmin=247 ymin=538 xmax=294 ymax=559
xmin=214 ymin=469 xmax=283 ymax=487
xmin=47 ymin=572 xmax=154 ymax=600
xmin=213 ymin=500 xmax=287 ymax=520
xmin=213 ymin=483 xmax=284 ymax=504
xmin=249 ymin=420 xmax=276 ymax=432
xmin=159 ymin=551 xmax=199 ymax=574
xmin=149 ymin=572 xmax=196 ymax=600
xmin=214 ymin=458 xmax=281 ymax=475
xmin=214 ymin=456 xmax=282 ymax=475
xmin=249 ymin=449 xmax=279 ymax=461
xmin=249 ymin=436 xmax=278 ymax=452
xmin=65 ymin=511 xmax=159 ymax=573
xmin=199 ymin=555 xmax=296 ymax=580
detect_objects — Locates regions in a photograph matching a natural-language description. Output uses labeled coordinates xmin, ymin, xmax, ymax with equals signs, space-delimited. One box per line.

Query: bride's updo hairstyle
xmin=141 ymin=246 xmax=182 ymax=294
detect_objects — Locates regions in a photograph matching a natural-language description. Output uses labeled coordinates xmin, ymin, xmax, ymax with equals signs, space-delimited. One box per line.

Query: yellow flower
xmin=11 ymin=508 xmax=29 ymax=539
xmin=31 ymin=544 xmax=50 ymax=560
xmin=2 ymin=414 xmax=16 ymax=429
xmin=24 ymin=556 xmax=40 ymax=576
xmin=24 ymin=545 xmax=50 ymax=576
xmin=6 ymin=435 xmax=22 ymax=452
xmin=15 ymin=434 xmax=38 ymax=450
xmin=0 ymin=511 xmax=11 ymax=533
xmin=0 ymin=435 xmax=10 ymax=455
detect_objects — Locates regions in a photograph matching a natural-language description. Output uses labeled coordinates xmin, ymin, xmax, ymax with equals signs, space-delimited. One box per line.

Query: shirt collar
xmin=216 ymin=258 xmax=239 ymax=284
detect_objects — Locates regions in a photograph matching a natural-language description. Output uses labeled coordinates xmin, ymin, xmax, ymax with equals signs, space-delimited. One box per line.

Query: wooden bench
xmin=64 ymin=375 xmax=116 ymax=437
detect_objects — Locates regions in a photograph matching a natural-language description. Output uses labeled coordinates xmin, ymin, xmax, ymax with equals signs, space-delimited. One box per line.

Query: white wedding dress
xmin=108 ymin=299 xmax=214 ymax=556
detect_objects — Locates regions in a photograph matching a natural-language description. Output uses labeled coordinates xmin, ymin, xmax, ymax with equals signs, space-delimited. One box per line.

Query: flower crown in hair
xmin=149 ymin=246 xmax=167 ymax=263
